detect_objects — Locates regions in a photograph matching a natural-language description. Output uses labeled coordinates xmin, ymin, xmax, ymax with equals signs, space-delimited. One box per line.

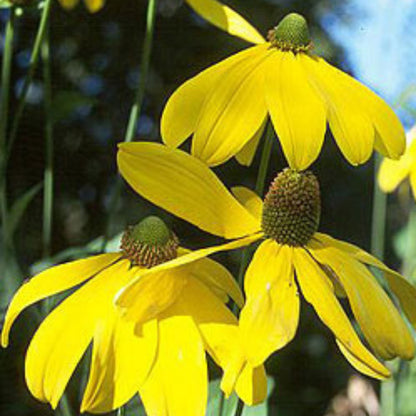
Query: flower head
xmin=161 ymin=12 xmax=405 ymax=170
xmin=1 ymin=216 xmax=266 ymax=414
xmin=118 ymin=142 xmax=416 ymax=384
xmin=378 ymin=125 xmax=416 ymax=199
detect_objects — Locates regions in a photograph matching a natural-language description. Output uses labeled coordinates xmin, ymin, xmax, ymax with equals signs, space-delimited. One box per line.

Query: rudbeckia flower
xmin=379 ymin=125 xmax=416 ymax=198
xmin=161 ymin=13 xmax=405 ymax=170
xmin=1 ymin=216 xmax=267 ymax=415
xmin=118 ymin=142 xmax=416 ymax=386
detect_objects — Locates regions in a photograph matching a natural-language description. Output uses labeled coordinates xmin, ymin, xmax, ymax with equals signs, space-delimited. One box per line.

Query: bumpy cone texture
xmin=262 ymin=169 xmax=321 ymax=246
xmin=120 ymin=216 xmax=179 ymax=267
xmin=268 ymin=12 xmax=311 ymax=53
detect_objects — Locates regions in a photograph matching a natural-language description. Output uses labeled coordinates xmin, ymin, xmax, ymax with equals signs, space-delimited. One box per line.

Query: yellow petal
xmin=116 ymin=234 xmax=262 ymax=313
xmin=84 ymin=0 xmax=104 ymax=12
xmin=1 ymin=253 xmax=121 ymax=347
xmin=185 ymin=0 xmax=264 ymax=44
xmin=140 ymin=313 xmax=207 ymax=416
xmin=265 ymin=51 xmax=326 ymax=171
xmin=116 ymin=267 xmax=188 ymax=324
xmin=301 ymin=54 xmax=374 ymax=165
xmin=161 ymin=47 xmax=254 ymax=148
xmin=315 ymin=233 xmax=416 ymax=332
xmin=235 ymin=364 xmax=267 ymax=406
xmin=303 ymin=55 xmax=405 ymax=160
xmin=184 ymin=250 xmax=244 ymax=308
xmin=231 ymin=186 xmax=263 ymax=223
xmin=118 ymin=142 xmax=260 ymax=238
xmin=25 ymin=260 xmax=132 ymax=408
xmin=310 ymin=235 xmax=415 ymax=360
xmin=294 ymin=248 xmax=390 ymax=379
xmin=239 ymin=240 xmax=299 ymax=366
xmin=378 ymin=156 xmax=411 ymax=193
xmin=235 ymin=119 xmax=267 ymax=166
xmin=410 ymin=168 xmax=416 ymax=199
xmin=192 ymin=45 xmax=270 ymax=166
xmin=81 ymin=318 xmax=158 ymax=413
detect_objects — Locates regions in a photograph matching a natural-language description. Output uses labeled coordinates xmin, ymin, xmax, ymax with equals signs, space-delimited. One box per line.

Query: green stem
xmin=403 ymin=205 xmax=416 ymax=278
xmin=102 ymin=0 xmax=158 ymax=249
xmin=41 ymin=17 xmax=53 ymax=259
xmin=234 ymin=398 xmax=245 ymax=416
xmin=370 ymin=153 xmax=387 ymax=260
xmin=6 ymin=0 xmax=53 ymax=158
xmin=117 ymin=407 xmax=125 ymax=416
xmin=0 ymin=8 xmax=16 ymax=252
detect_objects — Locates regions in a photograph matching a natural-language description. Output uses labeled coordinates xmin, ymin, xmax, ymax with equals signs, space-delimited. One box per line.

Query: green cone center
xmin=268 ymin=13 xmax=311 ymax=53
xmin=261 ymin=169 xmax=320 ymax=246
xmin=120 ymin=216 xmax=179 ymax=267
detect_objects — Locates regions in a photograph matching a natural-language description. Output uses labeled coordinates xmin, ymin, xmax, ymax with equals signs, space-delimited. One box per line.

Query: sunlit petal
xmin=301 ymin=54 xmax=374 ymax=165
xmin=185 ymin=0 xmax=264 ymax=44
xmin=25 ymin=260 xmax=131 ymax=408
xmin=193 ymin=45 xmax=269 ymax=166
xmin=239 ymin=240 xmax=299 ymax=366
xmin=231 ymin=186 xmax=263 ymax=223
xmin=294 ymin=248 xmax=390 ymax=379
xmin=266 ymin=51 xmax=326 ymax=170
xmin=378 ymin=153 xmax=412 ymax=193
xmin=1 ymin=253 xmax=121 ymax=347
xmin=118 ymin=142 xmax=260 ymax=239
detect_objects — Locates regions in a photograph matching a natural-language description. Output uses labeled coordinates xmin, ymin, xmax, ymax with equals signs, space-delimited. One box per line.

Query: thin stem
xmin=0 ymin=8 xmax=16 ymax=252
xmin=370 ymin=153 xmax=387 ymax=260
xmin=403 ymin=205 xmax=416 ymax=278
xmin=6 ymin=0 xmax=53 ymax=158
xmin=102 ymin=0 xmax=158 ymax=249
xmin=255 ymin=122 xmax=274 ymax=196
xmin=41 ymin=16 xmax=53 ymax=258
xmin=234 ymin=398 xmax=245 ymax=416
xmin=117 ymin=407 xmax=125 ymax=416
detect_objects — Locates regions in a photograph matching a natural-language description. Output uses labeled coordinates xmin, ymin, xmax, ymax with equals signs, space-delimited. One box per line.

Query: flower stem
xmin=6 ymin=0 xmax=53 ymax=158
xmin=41 ymin=16 xmax=53 ymax=259
xmin=102 ymin=0 xmax=158 ymax=249
xmin=370 ymin=153 xmax=387 ymax=260
xmin=0 ymin=8 xmax=16 ymax=252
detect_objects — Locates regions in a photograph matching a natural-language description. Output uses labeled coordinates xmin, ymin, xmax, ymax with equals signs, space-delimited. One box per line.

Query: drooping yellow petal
xmin=1 ymin=253 xmax=121 ymax=347
xmin=84 ymin=0 xmax=104 ymax=13
xmin=81 ymin=318 xmax=158 ymax=413
xmin=161 ymin=47 xmax=258 ymax=148
xmin=185 ymin=0 xmax=264 ymax=44
xmin=239 ymin=240 xmax=299 ymax=366
xmin=118 ymin=142 xmax=260 ymax=238
xmin=315 ymin=233 xmax=416 ymax=331
xmin=235 ymin=119 xmax=267 ymax=166
xmin=235 ymin=364 xmax=267 ymax=406
xmin=231 ymin=186 xmax=263 ymax=223
xmin=310 ymin=235 xmax=415 ymax=360
xmin=265 ymin=51 xmax=326 ymax=171
xmin=294 ymin=249 xmax=390 ymax=379
xmin=115 ymin=234 xmax=262 ymax=313
xmin=25 ymin=260 xmax=132 ymax=409
xmin=140 ymin=312 xmax=207 ymax=416
xmin=409 ymin=169 xmax=416 ymax=199
xmin=303 ymin=55 xmax=405 ymax=160
xmin=192 ymin=45 xmax=270 ymax=166
xmin=301 ymin=54 xmax=374 ymax=166
xmin=182 ymin=250 xmax=243 ymax=307
xmin=378 ymin=154 xmax=412 ymax=193
xmin=116 ymin=267 xmax=188 ymax=323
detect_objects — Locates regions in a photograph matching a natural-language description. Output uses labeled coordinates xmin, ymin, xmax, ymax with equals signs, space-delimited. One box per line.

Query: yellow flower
xmin=161 ymin=13 xmax=405 ymax=170
xmin=118 ymin=142 xmax=416 ymax=386
xmin=1 ymin=216 xmax=267 ymax=414
xmin=378 ymin=125 xmax=416 ymax=198
xmin=58 ymin=0 xmax=104 ymax=13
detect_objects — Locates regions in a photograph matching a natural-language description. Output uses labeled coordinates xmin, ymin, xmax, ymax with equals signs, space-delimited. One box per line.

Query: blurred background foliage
xmin=1 ymin=0 xmax=415 ymax=415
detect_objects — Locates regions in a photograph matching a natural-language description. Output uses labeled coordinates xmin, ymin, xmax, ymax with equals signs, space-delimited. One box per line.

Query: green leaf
xmin=50 ymin=91 xmax=97 ymax=124
xmin=8 ymin=182 xmax=42 ymax=238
